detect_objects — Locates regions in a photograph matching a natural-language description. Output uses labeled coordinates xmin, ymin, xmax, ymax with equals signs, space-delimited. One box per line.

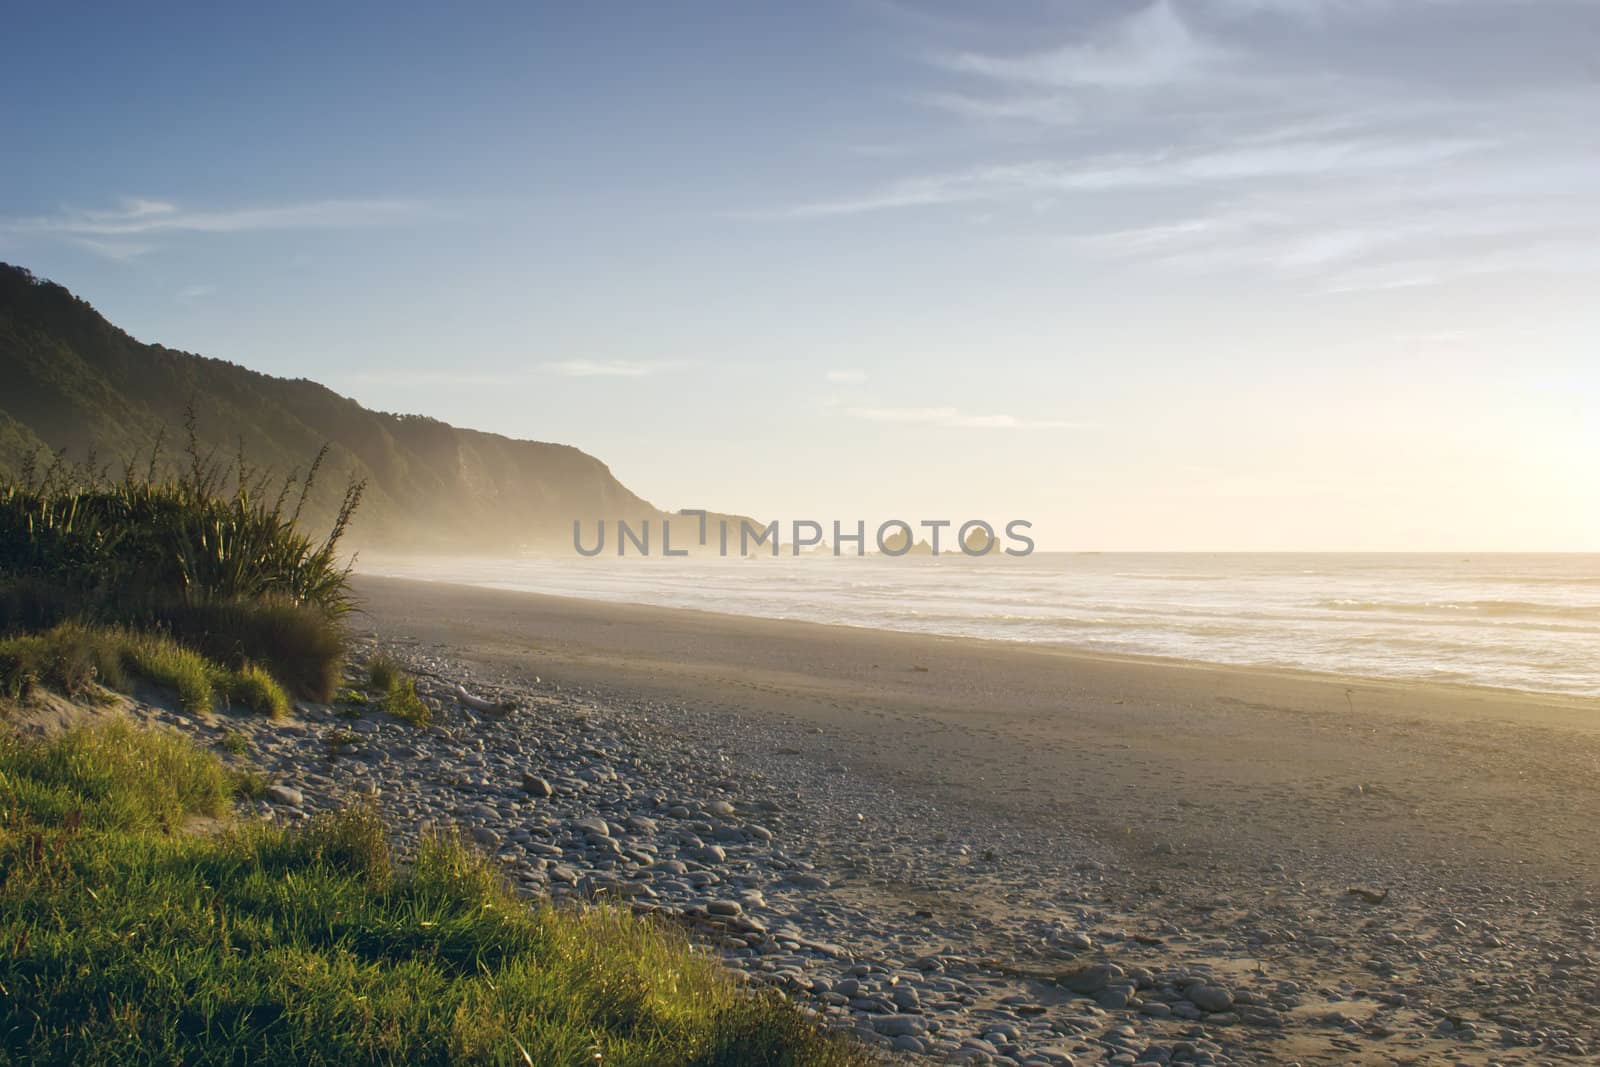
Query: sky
xmin=2 ymin=0 xmax=1597 ymax=551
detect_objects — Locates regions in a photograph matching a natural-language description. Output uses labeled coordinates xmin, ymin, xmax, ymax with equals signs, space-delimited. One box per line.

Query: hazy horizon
xmin=4 ymin=2 xmax=1596 ymax=552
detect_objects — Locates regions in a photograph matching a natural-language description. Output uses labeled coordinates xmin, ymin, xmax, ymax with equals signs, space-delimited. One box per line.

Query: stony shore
xmin=115 ymin=627 xmax=1599 ymax=1067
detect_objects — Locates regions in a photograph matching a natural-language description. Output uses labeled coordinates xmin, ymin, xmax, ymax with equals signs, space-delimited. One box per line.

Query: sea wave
xmin=1472 ymin=574 xmax=1600 ymax=585
xmin=1316 ymin=598 xmax=1600 ymax=620
xmin=1112 ymin=573 xmax=1232 ymax=581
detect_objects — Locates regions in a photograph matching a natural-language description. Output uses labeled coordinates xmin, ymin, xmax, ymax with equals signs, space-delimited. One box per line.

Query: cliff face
xmin=0 ymin=263 xmax=674 ymax=552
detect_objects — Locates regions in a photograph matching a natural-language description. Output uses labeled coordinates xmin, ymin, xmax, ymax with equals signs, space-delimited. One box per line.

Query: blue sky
xmin=3 ymin=1 xmax=1598 ymax=549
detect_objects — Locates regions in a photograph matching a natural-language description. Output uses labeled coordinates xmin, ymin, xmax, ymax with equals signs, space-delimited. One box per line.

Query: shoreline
xmin=350 ymin=566 xmax=1600 ymax=710
xmin=351 ymin=573 xmax=1600 ymax=727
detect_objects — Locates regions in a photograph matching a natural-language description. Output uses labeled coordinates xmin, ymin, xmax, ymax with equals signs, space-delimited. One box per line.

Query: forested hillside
xmin=0 ymin=263 xmax=687 ymax=552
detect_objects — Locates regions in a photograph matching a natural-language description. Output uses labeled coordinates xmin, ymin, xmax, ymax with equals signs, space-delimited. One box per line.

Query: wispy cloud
xmin=1207 ymin=0 xmax=1393 ymax=18
xmin=1069 ymin=161 xmax=1600 ymax=287
xmin=825 ymin=369 xmax=868 ymax=384
xmin=936 ymin=2 xmax=1229 ymax=90
xmin=846 ymin=406 xmax=1079 ymax=430
xmin=1 ymin=196 xmax=430 ymax=253
xmin=342 ymin=369 xmax=536 ymax=389
xmin=69 ymin=238 xmax=157 ymax=261
xmin=779 ymin=136 xmax=1490 ymax=217
xmin=1320 ymin=238 xmax=1600 ymax=293
xmin=1207 ymin=0 xmax=1525 ymax=21
xmin=912 ymin=90 xmax=1080 ymax=126
xmin=545 ymin=360 xmax=688 ymax=378
xmin=176 ymin=283 xmax=217 ymax=301
xmin=769 ymin=0 xmax=1597 ymax=293
xmin=340 ymin=360 xmax=693 ymax=389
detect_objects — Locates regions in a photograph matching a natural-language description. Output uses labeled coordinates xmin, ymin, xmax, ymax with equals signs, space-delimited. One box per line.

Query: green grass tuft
xmin=118 ymin=629 xmax=218 ymax=713
xmin=0 ymin=721 xmax=869 ymax=1067
xmin=382 ymin=675 xmax=432 ymax=727
xmin=224 ymin=662 xmax=291 ymax=719
xmin=227 ymin=765 xmax=272 ymax=800
xmin=362 ymin=653 xmax=433 ymax=727
xmin=326 ymin=727 xmax=360 ymax=752
xmin=366 ymin=652 xmax=403 ymax=693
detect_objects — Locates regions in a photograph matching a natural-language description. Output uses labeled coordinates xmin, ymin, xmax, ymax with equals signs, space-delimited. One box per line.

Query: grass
xmin=381 ymin=675 xmax=431 ymax=727
xmin=0 ymin=720 xmax=870 ymax=1066
xmin=0 ymin=718 xmax=228 ymax=832
xmin=326 ymin=727 xmax=360 ymax=753
xmin=227 ymin=765 xmax=272 ymax=801
xmin=0 ymin=585 xmax=347 ymax=702
xmin=163 ymin=596 xmax=346 ymax=701
xmin=335 ymin=686 xmax=369 ymax=721
xmin=0 ymin=623 xmax=292 ymax=718
xmin=364 ymin=653 xmax=433 ymax=727
xmin=224 ymin=662 xmax=292 ymax=719
xmin=0 ymin=623 xmax=126 ymax=700
xmin=366 ymin=653 xmax=403 ymax=693
xmin=119 ymin=629 xmax=216 ymax=712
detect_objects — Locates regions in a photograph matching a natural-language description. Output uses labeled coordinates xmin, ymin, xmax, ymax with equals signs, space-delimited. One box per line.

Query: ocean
xmin=360 ymin=553 xmax=1600 ymax=697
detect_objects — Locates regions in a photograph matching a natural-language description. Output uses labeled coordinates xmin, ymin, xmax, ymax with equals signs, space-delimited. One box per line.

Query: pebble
xmin=1185 ymin=984 xmax=1234 ymax=1014
xmin=264 ymin=784 xmax=304 ymax=807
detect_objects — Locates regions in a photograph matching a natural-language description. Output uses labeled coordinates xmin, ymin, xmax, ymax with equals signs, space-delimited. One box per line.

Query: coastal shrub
xmin=0 ymin=622 xmax=125 ymax=700
xmin=0 ymin=436 xmax=363 ymax=620
xmin=0 ymin=722 xmax=870 ymax=1067
xmin=0 ymin=574 xmax=75 ymax=633
xmin=0 ymin=433 xmax=362 ymax=696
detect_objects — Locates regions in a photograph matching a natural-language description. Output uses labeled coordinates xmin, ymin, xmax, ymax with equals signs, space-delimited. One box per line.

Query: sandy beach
xmin=327 ymin=575 xmax=1600 ymax=1063
xmin=354 ymin=575 xmax=1600 ymax=885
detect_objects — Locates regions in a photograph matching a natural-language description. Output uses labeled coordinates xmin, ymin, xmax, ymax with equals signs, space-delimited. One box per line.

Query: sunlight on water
xmin=360 ymin=554 xmax=1600 ymax=697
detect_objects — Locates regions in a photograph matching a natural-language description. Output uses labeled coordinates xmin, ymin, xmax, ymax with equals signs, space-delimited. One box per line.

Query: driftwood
xmin=453 ymin=685 xmax=516 ymax=715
